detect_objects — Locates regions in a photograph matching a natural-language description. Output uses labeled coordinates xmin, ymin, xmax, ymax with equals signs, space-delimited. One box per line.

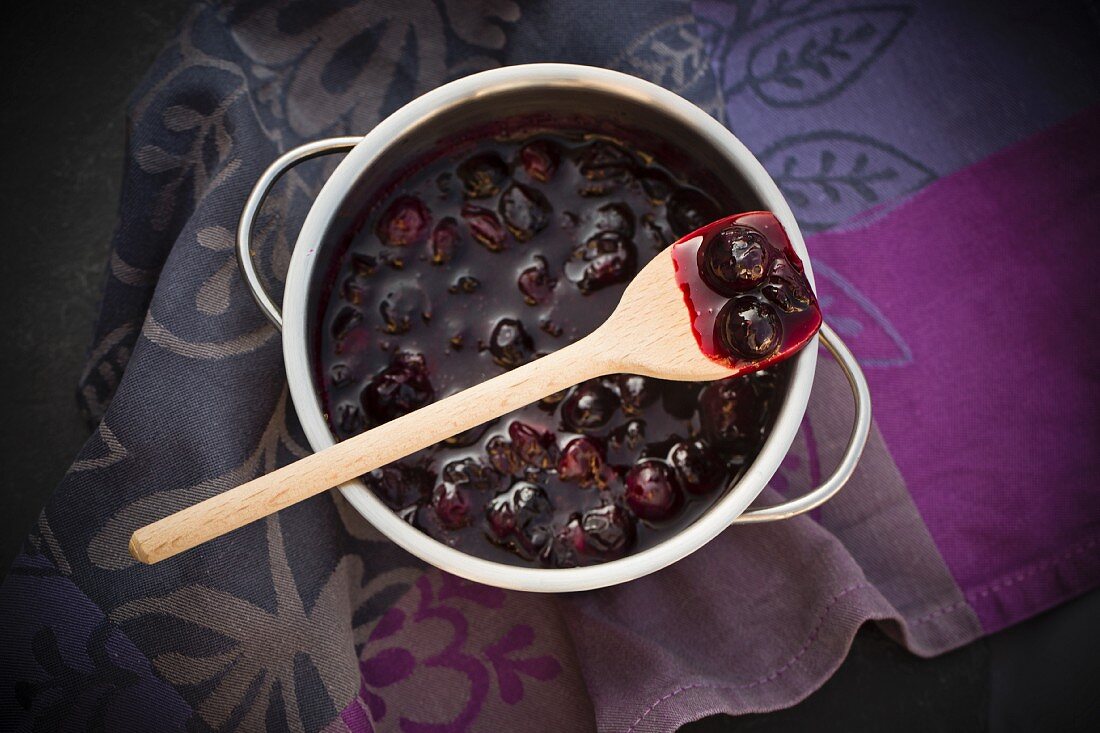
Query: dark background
xmin=0 ymin=3 xmax=1097 ymax=731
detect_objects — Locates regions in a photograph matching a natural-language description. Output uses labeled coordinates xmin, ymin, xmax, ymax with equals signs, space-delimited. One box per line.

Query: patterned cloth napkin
xmin=3 ymin=1 xmax=1099 ymax=731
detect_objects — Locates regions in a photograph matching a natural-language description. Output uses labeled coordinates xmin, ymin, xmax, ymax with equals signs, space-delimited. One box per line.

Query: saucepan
xmin=237 ymin=63 xmax=870 ymax=592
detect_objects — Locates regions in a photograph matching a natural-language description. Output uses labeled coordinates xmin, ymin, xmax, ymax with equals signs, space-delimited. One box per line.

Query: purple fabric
xmin=808 ymin=106 xmax=1100 ymax=632
xmin=2 ymin=2 xmax=1100 ymax=731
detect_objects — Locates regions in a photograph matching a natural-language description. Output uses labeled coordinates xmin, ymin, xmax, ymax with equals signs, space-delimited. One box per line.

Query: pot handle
xmin=731 ymin=322 xmax=871 ymax=524
xmin=237 ymin=136 xmax=364 ymax=330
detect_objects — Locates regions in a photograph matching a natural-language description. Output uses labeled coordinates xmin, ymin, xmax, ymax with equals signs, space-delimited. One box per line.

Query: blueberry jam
xmin=671 ymin=212 xmax=822 ymax=371
xmin=316 ymin=127 xmax=792 ymax=568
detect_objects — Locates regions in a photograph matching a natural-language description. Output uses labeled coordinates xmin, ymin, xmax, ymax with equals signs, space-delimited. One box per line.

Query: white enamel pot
xmin=237 ymin=64 xmax=871 ymax=593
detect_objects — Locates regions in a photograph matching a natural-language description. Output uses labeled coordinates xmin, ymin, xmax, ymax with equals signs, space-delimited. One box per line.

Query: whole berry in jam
xmin=698 ymin=377 xmax=768 ymax=446
xmin=430 ymin=217 xmax=460 ymax=265
xmin=489 ymin=318 xmax=535 ymax=368
xmin=457 ymin=152 xmax=509 ymax=198
xmin=508 ymin=421 xmax=558 ymax=470
xmin=518 ymin=139 xmax=559 ymax=182
xmin=593 ymin=202 xmax=635 ymax=237
xmin=432 ymin=482 xmax=472 ymax=529
xmin=557 ymin=436 xmax=615 ymax=489
xmin=542 ymin=516 xmax=585 ymax=568
xmin=578 ymin=141 xmax=634 ymax=182
xmin=500 ymin=184 xmax=552 ymax=241
xmin=487 ymin=435 xmax=524 ymax=476
xmin=462 ymin=204 xmax=507 ymax=251
xmin=570 ymin=231 xmax=637 ymax=293
xmin=761 ymin=259 xmax=813 ymax=313
xmin=561 ymin=380 xmax=618 ymax=431
xmin=360 ymin=351 xmax=434 ymax=426
xmin=442 ymin=457 xmax=497 ymax=492
xmin=485 ymin=481 xmax=554 ymax=558
xmin=624 ymin=459 xmax=683 ymax=521
xmin=581 ymin=503 xmax=636 ymax=558
xmin=616 ymin=374 xmax=658 ymax=415
xmin=699 ymin=226 xmax=769 ymax=295
xmin=331 ymin=306 xmax=362 ymax=340
xmin=718 ymin=296 xmax=782 ymax=360
xmin=668 ymin=440 xmax=724 ymax=495
xmin=376 ymin=195 xmax=431 ymax=247
xmin=609 ymin=418 xmax=646 ymax=449
xmin=667 ymin=187 xmax=720 ymax=238
xmin=517 ymin=255 xmax=557 ymax=305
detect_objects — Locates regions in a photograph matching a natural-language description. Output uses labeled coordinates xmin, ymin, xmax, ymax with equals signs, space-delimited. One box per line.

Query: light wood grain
xmin=130 ymin=238 xmax=735 ymax=564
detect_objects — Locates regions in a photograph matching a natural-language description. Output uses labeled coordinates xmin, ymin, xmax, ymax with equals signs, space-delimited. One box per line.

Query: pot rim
xmin=280 ymin=63 xmax=818 ymax=592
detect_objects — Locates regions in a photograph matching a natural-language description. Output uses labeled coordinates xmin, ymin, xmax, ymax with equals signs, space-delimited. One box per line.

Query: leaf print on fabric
xmin=352 ymin=572 xmax=567 ymax=730
xmin=483 ymin=625 xmax=562 ymax=706
xmin=77 ymin=322 xmax=138 ymax=423
xmin=14 ymin=623 xmax=141 ymax=733
xmin=612 ymin=16 xmax=726 ymax=122
xmin=109 ymin=513 xmax=415 ymax=733
xmin=761 ymin=130 xmax=935 ymax=229
xmin=86 ymin=389 xmax=306 ymax=571
xmin=736 ymin=5 xmax=912 ymax=106
xmin=227 ymin=0 xmax=518 ymax=140
xmin=70 ymin=423 xmax=129 ymax=473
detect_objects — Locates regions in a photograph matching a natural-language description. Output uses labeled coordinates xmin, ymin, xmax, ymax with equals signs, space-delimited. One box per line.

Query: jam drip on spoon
xmin=670 ymin=211 xmax=822 ymax=372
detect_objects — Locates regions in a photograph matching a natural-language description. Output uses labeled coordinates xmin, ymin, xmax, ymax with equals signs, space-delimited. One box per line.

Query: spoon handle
xmin=129 ymin=332 xmax=613 ymax=564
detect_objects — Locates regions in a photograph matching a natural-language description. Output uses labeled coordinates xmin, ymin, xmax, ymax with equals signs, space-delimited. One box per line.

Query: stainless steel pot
xmin=237 ymin=64 xmax=870 ymax=592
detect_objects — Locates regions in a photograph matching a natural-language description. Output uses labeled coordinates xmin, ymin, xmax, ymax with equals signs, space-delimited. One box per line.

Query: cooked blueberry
xmin=351 ymin=253 xmax=379 ymax=276
xmin=450 ymin=275 xmax=481 ymax=294
xmin=581 ymin=503 xmax=636 ymax=557
xmin=557 ymin=436 xmax=615 ymax=489
xmin=517 ymin=255 xmax=557 ymax=305
xmin=616 ymin=374 xmax=657 ymax=415
xmin=329 ymin=363 xmax=352 ymax=387
xmin=541 ymin=516 xmax=585 ymax=568
xmin=593 ymin=202 xmax=635 ymax=238
xmin=624 ymin=459 xmax=683 ymax=521
xmin=500 ymin=184 xmax=551 ymax=241
xmin=489 ymin=318 xmax=534 ymax=368
xmin=487 ymin=435 xmax=524 ymax=476
xmin=379 ymin=284 xmax=425 ymax=334
xmin=561 ymin=381 xmax=618 ymax=431
xmin=336 ymin=403 xmax=364 ymax=436
xmin=508 ymin=421 xmax=558 ymax=470
xmin=361 ymin=351 xmax=434 ymax=426
xmin=341 ymin=275 xmax=368 ymax=305
xmin=485 ymin=481 xmax=553 ymax=558
xmin=430 ymin=217 xmax=460 ymax=264
xmin=667 ymin=188 xmax=720 ymax=238
xmin=331 ymin=306 xmax=362 ymax=340
xmin=431 ymin=482 xmax=472 ymax=529
xmin=699 ymin=226 xmax=769 ymax=295
xmin=578 ymin=140 xmax=635 ymax=181
xmin=376 ymin=195 xmax=431 ymax=246
xmin=638 ymin=169 xmax=672 ymax=204
xmin=462 ymin=204 xmax=507 ymax=251
xmin=457 ymin=152 xmax=508 ymax=198
xmin=518 ymin=140 xmax=560 ymax=182
xmin=609 ymin=419 xmax=646 ymax=449
xmin=762 ymin=259 xmax=813 ymax=313
xmin=661 ymin=382 xmax=701 ymax=420
xmin=698 ymin=376 xmax=768 ymax=445
xmin=718 ymin=296 xmax=782 ymax=360
xmin=365 ymin=464 xmax=432 ymax=507
xmin=669 ymin=441 xmax=724 ymax=495
xmin=569 ymin=231 xmax=637 ymax=293
xmin=442 ymin=421 xmax=492 ymax=448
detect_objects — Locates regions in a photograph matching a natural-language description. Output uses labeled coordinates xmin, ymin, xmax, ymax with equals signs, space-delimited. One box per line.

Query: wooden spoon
xmin=130 ymin=212 xmax=821 ymax=564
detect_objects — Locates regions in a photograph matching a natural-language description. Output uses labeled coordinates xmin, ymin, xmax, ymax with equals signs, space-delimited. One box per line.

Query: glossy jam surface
xmin=315 ymin=127 xmax=791 ymax=568
xmin=671 ymin=212 xmax=822 ymax=371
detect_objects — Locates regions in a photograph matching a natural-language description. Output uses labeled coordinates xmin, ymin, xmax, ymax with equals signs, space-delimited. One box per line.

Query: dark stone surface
xmin=0 ymin=2 xmax=1096 ymax=731
xmin=0 ymin=0 xmax=193 ymax=573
